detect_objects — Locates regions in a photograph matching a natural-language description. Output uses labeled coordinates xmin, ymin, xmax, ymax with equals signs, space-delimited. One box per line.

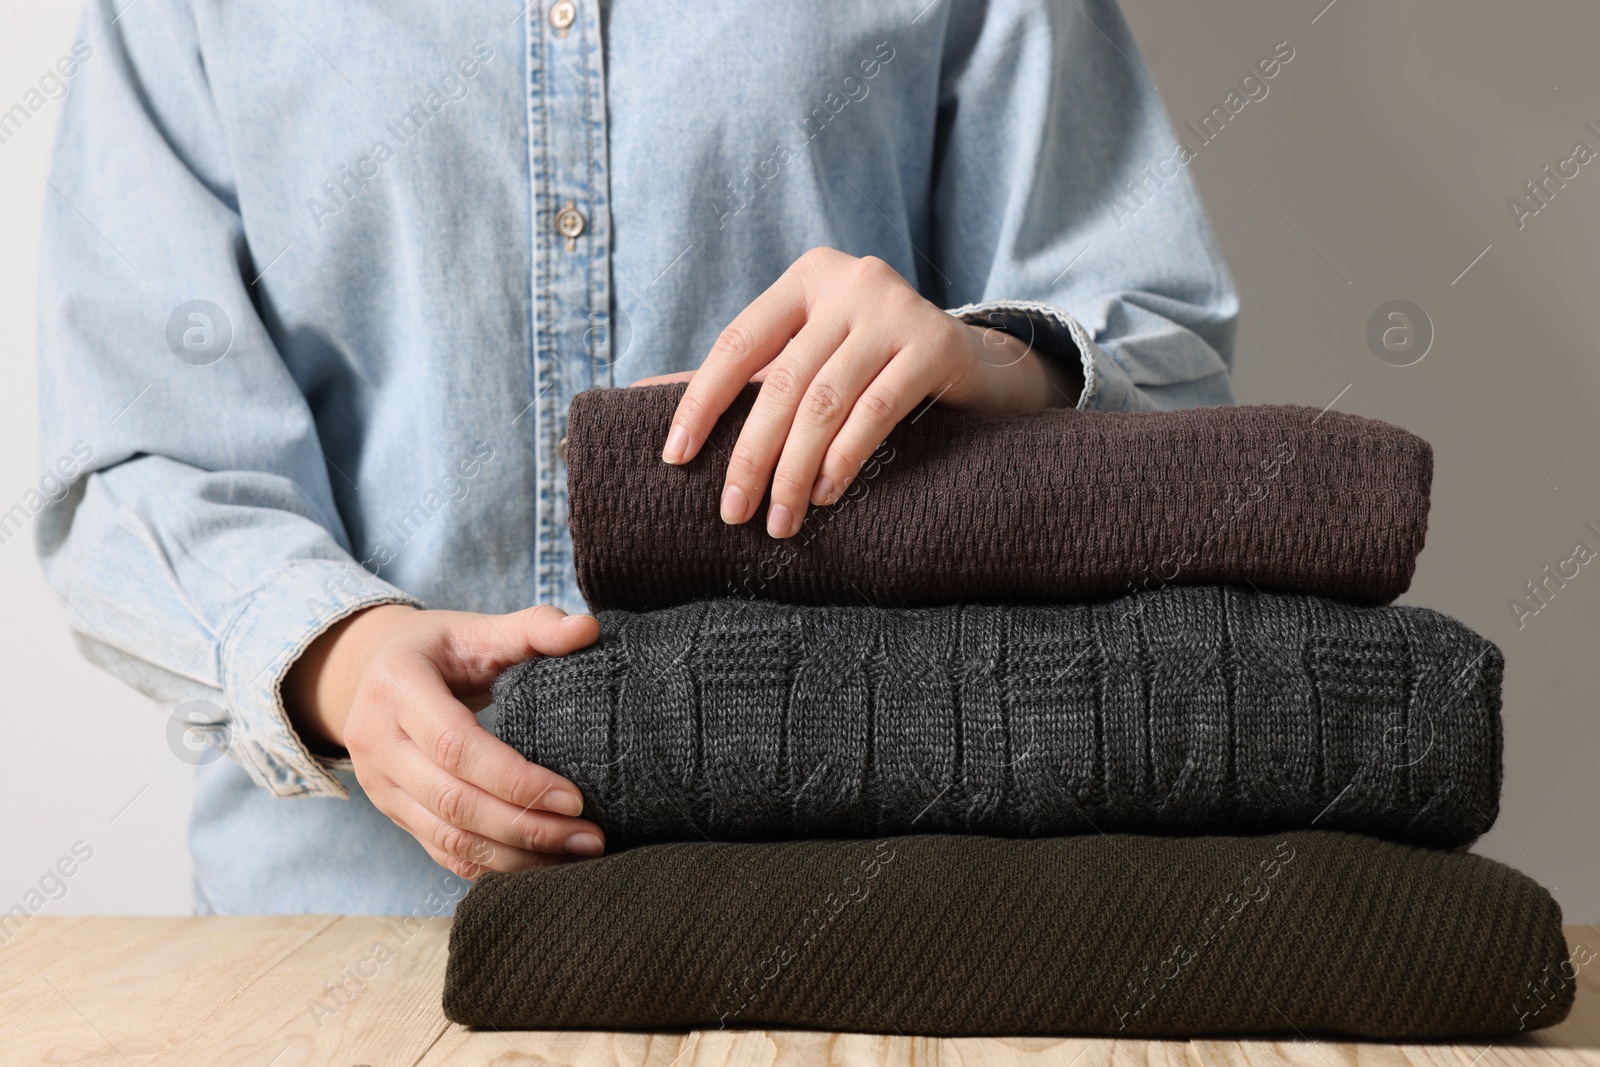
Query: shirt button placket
xmin=529 ymin=0 xmax=612 ymax=605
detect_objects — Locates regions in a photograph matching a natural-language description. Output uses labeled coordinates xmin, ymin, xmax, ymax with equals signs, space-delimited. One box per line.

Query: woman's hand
xmin=284 ymin=603 xmax=606 ymax=879
xmin=639 ymin=247 xmax=1079 ymax=538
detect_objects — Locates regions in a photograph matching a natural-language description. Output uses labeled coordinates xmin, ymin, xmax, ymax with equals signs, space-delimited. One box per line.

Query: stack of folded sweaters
xmin=444 ymin=383 xmax=1575 ymax=1039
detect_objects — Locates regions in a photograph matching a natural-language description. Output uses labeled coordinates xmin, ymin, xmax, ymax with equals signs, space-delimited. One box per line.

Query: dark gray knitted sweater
xmin=493 ymin=585 xmax=1503 ymax=849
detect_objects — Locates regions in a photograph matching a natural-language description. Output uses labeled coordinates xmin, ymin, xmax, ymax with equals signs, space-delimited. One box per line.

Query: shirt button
xmin=549 ymin=1 xmax=576 ymax=31
xmin=556 ymin=205 xmax=586 ymax=240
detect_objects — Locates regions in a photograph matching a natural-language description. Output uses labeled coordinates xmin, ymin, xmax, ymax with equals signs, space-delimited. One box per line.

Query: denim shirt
xmin=36 ymin=0 xmax=1236 ymax=911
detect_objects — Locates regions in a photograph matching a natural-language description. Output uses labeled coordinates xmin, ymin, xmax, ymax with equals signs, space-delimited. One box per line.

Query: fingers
xmin=386 ymin=735 xmax=605 ymax=863
xmin=716 ymin=316 xmax=850 ymax=527
xmin=392 ymin=664 xmax=589 ymax=818
xmin=339 ymin=603 xmax=613 ymax=882
xmin=659 ymin=247 xmax=988 ymax=539
xmin=381 ymin=789 xmax=584 ymax=878
xmin=663 ymin=256 xmax=818 ymax=465
xmin=761 ymin=329 xmax=896 ymax=535
xmin=812 ymin=344 xmax=945 ymax=506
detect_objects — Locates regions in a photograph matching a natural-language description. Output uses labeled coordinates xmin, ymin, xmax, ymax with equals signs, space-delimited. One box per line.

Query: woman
xmin=37 ymin=0 xmax=1236 ymax=913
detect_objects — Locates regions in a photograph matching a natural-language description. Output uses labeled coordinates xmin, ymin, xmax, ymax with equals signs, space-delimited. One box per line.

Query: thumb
xmin=446 ymin=605 xmax=601 ymax=688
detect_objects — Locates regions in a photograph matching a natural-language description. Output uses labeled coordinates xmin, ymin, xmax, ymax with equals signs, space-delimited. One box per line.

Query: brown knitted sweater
xmin=567 ymin=384 xmax=1432 ymax=610
xmin=443 ymin=831 xmax=1573 ymax=1038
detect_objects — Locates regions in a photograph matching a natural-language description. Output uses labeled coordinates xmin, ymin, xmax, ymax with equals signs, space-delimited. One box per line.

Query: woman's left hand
xmin=636 ymin=246 xmax=1079 ymax=538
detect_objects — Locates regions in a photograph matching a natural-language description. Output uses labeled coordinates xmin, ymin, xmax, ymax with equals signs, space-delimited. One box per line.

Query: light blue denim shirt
xmin=36 ymin=0 xmax=1237 ymax=913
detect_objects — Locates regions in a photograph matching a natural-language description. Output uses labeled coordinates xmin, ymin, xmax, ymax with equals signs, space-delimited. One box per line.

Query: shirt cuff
xmin=218 ymin=558 xmax=424 ymax=799
xmin=946 ymin=299 xmax=1156 ymax=413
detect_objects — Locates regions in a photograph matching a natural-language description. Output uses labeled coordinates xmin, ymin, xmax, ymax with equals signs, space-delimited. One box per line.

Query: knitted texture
xmin=566 ymin=383 xmax=1433 ymax=610
xmin=492 ymin=586 xmax=1503 ymax=849
xmin=442 ymin=830 xmax=1572 ymax=1037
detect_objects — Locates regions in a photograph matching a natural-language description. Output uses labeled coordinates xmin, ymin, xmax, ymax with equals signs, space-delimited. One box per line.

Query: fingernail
xmin=720 ymin=484 xmax=749 ymax=524
xmin=546 ymin=789 xmax=584 ymax=816
xmin=767 ymin=502 xmax=795 ymax=538
xmin=662 ymin=424 xmax=690 ymax=464
xmin=811 ymin=476 xmax=835 ymax=507
xmin=566 ymin=832 xmax=605 ymax=856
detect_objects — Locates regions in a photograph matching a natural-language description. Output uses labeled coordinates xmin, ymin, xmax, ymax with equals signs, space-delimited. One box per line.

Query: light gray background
xmin=3 ymin=0 xmax=1595 ymax=918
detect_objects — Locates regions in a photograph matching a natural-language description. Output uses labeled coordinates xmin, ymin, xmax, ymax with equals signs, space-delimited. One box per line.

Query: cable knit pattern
xmin=566 ymin=383 xmax=1433 ymax=610
xmin=492 ymin=586 xmax=1503 ymax=849
xmin=442 ymin=831 xmax=1572 ymax=1038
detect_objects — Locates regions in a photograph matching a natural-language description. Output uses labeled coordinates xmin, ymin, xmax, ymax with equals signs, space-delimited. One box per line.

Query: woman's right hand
xmin=283 ymin=602 xmax=606 ymax=879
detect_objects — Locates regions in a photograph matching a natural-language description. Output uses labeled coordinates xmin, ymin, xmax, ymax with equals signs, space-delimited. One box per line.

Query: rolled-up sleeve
xmin=34 ymin=0 xmax=419 ymax=799
xmin=931 ymin=0 xmax=1240 ymax=412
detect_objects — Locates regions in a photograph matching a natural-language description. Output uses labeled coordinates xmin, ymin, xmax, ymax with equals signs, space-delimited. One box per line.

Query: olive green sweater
xmin=443 ymin=831 xmax=1572 ymax=1038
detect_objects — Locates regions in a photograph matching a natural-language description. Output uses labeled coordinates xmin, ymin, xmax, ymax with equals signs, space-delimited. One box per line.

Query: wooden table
xmin=2 ymin=918 xmax=1596 ymax=1066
